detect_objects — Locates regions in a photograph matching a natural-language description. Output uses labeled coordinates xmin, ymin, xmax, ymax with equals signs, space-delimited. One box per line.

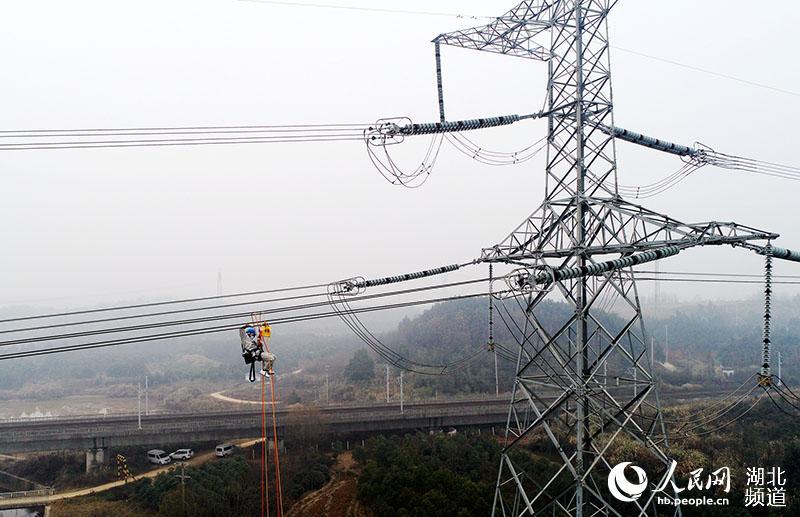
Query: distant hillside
xmin=366 ymin=294 xmax=800 ymax=394
xmin=1 ymin=292 xmax=797 ymax=404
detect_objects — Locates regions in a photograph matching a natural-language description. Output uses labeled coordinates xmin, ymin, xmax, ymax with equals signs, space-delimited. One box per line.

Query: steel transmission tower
xmin=432 ymin=1 xmax=772 ymax=515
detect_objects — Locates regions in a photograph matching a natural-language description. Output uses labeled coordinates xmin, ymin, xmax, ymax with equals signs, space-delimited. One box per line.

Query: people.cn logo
xmin=608 ymin=462 xmax=648 ymax=502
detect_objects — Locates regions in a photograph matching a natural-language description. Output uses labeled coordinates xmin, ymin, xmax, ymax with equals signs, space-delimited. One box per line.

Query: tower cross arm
xmin=432 ymin=1 xmax=557 ymax=60
xmin=479 ymin=199 xmax=781 ymax=261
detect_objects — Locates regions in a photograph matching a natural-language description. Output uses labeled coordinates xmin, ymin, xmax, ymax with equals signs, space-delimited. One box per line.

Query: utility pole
xmin=665 ymin=324 xmax=670 ymax=364
xmin=777 ymin=351 xmax=782 ymax=385
xmin=325 ymin=365 xmax=330 ymax=404
xmin=145 ymin=375 xmax=149 ymax=416
xmin=651 ymin=336 xmax=655 ymax=367
xmin=385 ymin=364 xmax=390 ymax=403
xmin=174 ymin=461 xmax=191 ymax=516
xmin=137 ymin=383 xmax=142 ymax=431
xmin=399 ymin=371 xmax=404 ymax=414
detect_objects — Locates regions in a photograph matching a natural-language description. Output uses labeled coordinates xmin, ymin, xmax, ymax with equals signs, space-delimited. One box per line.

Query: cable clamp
xmin=365 ymin=117 xmax=410 ymax=146
xmin=328 ymin=277 xmax=366 ymax=296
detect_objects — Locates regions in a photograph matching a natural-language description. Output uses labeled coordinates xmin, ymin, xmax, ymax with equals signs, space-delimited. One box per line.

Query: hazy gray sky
xmin=0 ymin=0 xmax=798 ymax=310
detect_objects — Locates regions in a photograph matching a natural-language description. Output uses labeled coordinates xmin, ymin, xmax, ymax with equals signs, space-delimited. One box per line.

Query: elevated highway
xmin=0 ymin=397 xmax=510 ymax=456
xmin=0 ymin=388 xmax=729 ymax=462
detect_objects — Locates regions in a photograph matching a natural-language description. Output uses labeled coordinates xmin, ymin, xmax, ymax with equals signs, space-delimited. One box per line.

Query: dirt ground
xmin=286 ymin=451 xmax=371 ymax=517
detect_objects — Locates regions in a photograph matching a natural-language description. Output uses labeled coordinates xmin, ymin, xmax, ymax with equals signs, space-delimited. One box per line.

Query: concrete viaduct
xmin=0 ymin=389 xmax=724 ymax=472
xmin=0 ymin=397 xmax=510 ymax=469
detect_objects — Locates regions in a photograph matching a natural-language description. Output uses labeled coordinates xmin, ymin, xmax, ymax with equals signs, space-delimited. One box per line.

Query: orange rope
xmin=253 ymin=313 xmax=270 ymax=517
xmin=264 ymin=339 xmax=284 ymax=516
xmin=261 ymin=365 xmax=270 ymax=517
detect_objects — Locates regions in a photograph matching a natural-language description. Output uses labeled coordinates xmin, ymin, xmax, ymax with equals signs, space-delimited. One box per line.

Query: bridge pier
xmin=85 ymin=437 xmax=107 ymax=473
xmin=266 ymin=439 xmax=284 ymax=454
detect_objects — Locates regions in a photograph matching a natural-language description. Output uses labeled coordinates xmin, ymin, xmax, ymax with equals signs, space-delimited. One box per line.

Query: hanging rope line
xmin=657 ymin=374 xmax=759 ymax=426
xmin=606 ymin=162 xmax=705 ymax=199
xmin=0 ymin=290 xmax=508 ymax=361
xmin=325 ymin=262 xmax=497 ymax=374
xmin=671 ymin=385 xmax=761 ymax=435
xmin=765 ymin=388 xmax=800 ymax=417
xmin=670 ymin=390 xmax=766 ymax=439
xmin=444 ymin=133 xmax=548 ymax=166
xmin=260 ymin=368 xmax=270 ymax=517
xmin=702 ymin=151 xmax=800 ymax=181
xmin=259 ymin=323 xmax=284 ymax=517
xmin=598 ymin=123 xmax=800 ymax=196
xmin=0 ymin=276 xmax=486 ymax=348
xmin=364 ymin=112 xmax=545 ymax=187
xmin=774 ymin=377 xmax=800 ymax=404
xmin=0 ymin=282 xmax=329 ymax=324
xmin=0 ymin=123 xmax=369 ymax=151
xmin=364 ymin=131 xmax=444 ymax=188
xmin=0 ymin=290 xmax=331 ymax=336
xmin=327 ymin=289 xmax=488 ymax=375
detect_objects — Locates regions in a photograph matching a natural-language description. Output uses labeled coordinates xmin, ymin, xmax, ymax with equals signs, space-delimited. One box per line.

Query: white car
xmin=147 ymin=449 xmax=171 ymax=465
xmin=170 ymin=448 xmax=195 ymax=460
xmin=215 ymin=443 xmax=234 ymax=457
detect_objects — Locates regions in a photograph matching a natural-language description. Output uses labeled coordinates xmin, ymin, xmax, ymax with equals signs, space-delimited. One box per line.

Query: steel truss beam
xmin=433 ymin=1 xmax=757 ymax=515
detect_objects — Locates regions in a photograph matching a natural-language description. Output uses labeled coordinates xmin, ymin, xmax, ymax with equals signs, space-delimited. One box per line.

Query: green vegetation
xmin=4 ymin=452 xmax=84 ymax=488
xmin=73 ymin=448 xmax=333 ymax=516
xmin=350 ymin=395 xmax=800 ymax=517
xmin=345 ymin=348 xmax=376 ymax=383
xmin=354 ymin=433 xmax=501 ymax=516
xmin=132 ymin=457 xmax=258 ymax=516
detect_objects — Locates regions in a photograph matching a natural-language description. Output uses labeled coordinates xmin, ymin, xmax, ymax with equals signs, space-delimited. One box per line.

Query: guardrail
xmin=0 ymin=395 xmax=511 ymax=425
xmin=0 ymin=487 xmax=54 ymax=499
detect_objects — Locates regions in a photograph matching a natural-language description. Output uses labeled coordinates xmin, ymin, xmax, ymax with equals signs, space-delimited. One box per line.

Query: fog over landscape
xmin=1 ymin=2 xmax=799 ymax=515
xmin=0 ymin=0 xmax=798 ymax=313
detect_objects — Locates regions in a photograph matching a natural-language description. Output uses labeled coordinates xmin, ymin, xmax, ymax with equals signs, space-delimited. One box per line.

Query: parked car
xmin=215 ymin=443 xmax=234 ymax=457
xmin=147 ymin=449 xmax=171 ymax=465
xmin=170 ymin=448 xmax=195 ymax=460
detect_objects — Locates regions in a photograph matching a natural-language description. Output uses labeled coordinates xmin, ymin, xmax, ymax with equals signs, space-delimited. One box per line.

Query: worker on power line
xmin=240 ymin=324 xmax=276 ymax=382
xmin=240 ymin=326 xmax=263 ymax=382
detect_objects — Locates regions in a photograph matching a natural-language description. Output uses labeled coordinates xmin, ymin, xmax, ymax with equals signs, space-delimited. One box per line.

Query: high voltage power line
xmin=0 ymin=123 xmax=369 ymax=150
xmin=0 ymin=288 xmax=506 ymax=370
xmin=0 ymin=265 xmax=790 ymax=377
xmin=1 ymin=269 xmax=795 ymax=334
xmin=2 ymin=2 xmax=800 ymax=514
xmin=0 ymin=282 xmax=330 ymax=324
xmin=0 ymin=277 xmax=489 ymax=344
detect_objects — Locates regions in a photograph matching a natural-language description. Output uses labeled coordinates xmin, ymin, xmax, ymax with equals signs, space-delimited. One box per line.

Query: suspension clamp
xmin=365 ymin=117 xmax=410 ymax=146
xmin=503 ymin=265 xmax=556 ymax=295
xmin=328 ymin=277 xmax=366 ymax=296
